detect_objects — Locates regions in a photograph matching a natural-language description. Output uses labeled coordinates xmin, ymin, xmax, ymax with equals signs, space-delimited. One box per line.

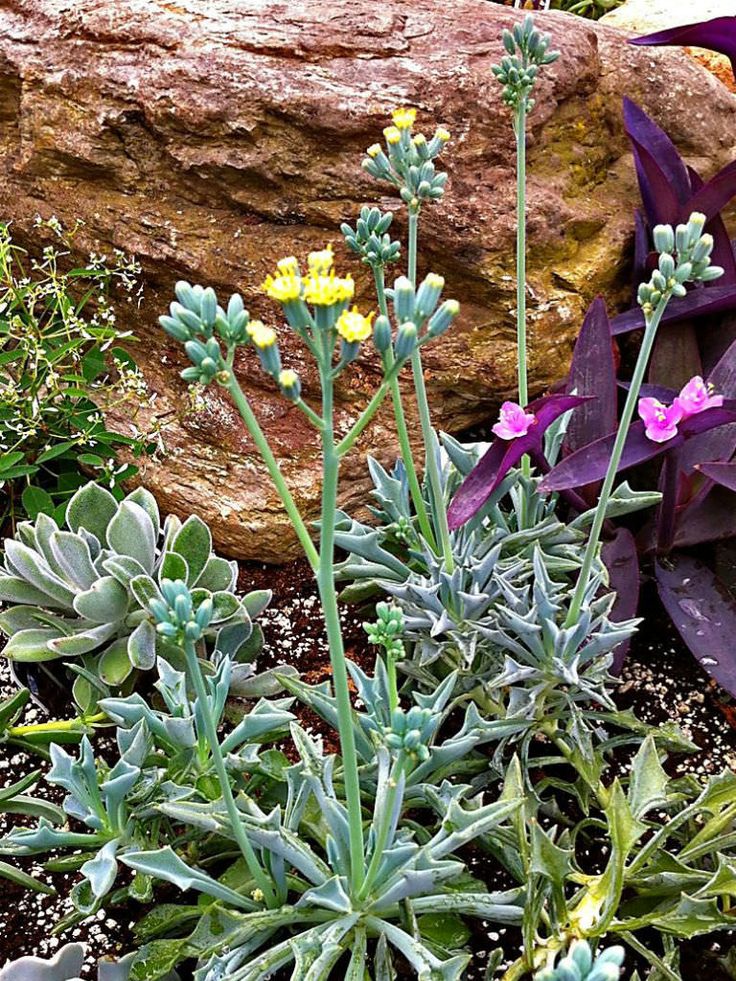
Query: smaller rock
xmin=601 ymin=0 xmax=736 ymax=92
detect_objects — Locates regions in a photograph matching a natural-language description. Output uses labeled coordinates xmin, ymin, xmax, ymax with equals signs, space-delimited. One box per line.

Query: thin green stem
xmin=565 ymin=293 xmax=671 ymax=627
xmin=373 ymin=265 xmax=437 ymax=550
xmin=182 ymin=638 xmax=276 ymax=907
xmin=226 ymin=375 xmax=320 ymax=573
xmin=514 ymin=98 xmax=532 ymax=525
xmin=318 ymin=366 xmax=366 ymax=893
xmin=294 ymin=398 xmax=325 ymax=431
xmin=407 ymin=211 xmax=454 ymax=573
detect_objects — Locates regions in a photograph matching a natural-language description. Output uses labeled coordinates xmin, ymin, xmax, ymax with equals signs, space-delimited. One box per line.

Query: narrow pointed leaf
xmin=565 ymin=297 xmax=617 ymax=453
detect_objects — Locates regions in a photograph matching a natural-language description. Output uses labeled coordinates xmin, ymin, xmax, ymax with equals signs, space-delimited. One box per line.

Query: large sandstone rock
xmin=0 ymin=0 xmax=734 ymax=560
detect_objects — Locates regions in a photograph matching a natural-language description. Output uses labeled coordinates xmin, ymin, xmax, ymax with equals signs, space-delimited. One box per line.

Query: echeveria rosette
xmin=447 ymin=394 xmax=590 ymax=530
xmin=630 ymin=16 xmax=736 ymax=81
xmin=0 ymin=482 xmax=265 ymax=711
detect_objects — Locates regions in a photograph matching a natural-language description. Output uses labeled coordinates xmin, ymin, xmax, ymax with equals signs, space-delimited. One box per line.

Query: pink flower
xmin=492 ymin=401 xmax=536 ymax=441
xmin=674 ymin=375 xmax=723 ymax=418
xmin=638 ymin=397 xmax=683 ymax=443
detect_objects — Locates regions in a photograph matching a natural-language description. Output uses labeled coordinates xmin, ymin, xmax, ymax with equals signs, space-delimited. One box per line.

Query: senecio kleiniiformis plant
xmin=154 ymin=106 xmax=532 ymax=976
xmin=0 ymin=593 xmax=294 ymax=919
xmin=0 ymin=482 xmax=270 ymax=711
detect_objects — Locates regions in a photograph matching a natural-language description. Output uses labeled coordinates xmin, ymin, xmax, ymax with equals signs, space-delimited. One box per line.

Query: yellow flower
xmin=262 ymin=272 xmax=301 ymax=303
xmin=435 ymin=126 xmax=451 ymax=143
xmin=279 ymin=369 xmax=298 ymax=388
xmin=392 ymin=107 xmax=416 ymax=130
xmin=307 ymin=245 xmax=334 ymax=277
xmin=367 ymin=143 xmax=382 ymax=158
xmin=247 ymin=321 xmax=277 ymax=349
xmin=336 ymin=306 xmax=374 ymax=343
xmin=425 ymin=273 xmax=445 ymax=289
xmin=413 ymin=133 xmax=427 ymax=147
xmin=383 ymin=126 xmax=401 ymax=145
xmin=303 ymin=271 xmax=354 ymax=307
xmin=277 ymin=256 xmax=299 ymax=275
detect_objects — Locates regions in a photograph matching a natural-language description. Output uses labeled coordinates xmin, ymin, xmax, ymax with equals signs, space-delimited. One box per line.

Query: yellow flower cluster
xmin=247 ymin=321 xmax=277 ymax=349
xmin=262 ymin=272 xmax=301 ymax=303
xmin=303 ymin=272 xmax=355 ymax=307
xmin=392 ymin=107 xmax=416 ymax=130
xmin=383 ymin=126 xmax=401 ymax=145
xmin=336 ymin=307 xmax=374 ymax=343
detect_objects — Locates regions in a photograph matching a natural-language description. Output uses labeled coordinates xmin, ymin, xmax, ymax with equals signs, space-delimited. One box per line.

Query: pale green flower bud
xmin=395 ymin=322 xmax=418 ymax=360
xmin=427 ymin=298 xmax=459 ymax=337
xmin=393 ymin=276 xmax=415 ymax=323
xmin=653 ymin=224 xmax=675 ymax=254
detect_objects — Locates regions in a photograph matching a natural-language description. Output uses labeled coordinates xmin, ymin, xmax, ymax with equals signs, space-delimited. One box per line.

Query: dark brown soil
xmin=2 ymin=563 xmax=736 ymax=978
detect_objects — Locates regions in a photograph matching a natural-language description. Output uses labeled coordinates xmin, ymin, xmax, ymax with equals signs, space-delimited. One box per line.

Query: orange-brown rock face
xmin=0 ymin=1 xmax=733 ymax=560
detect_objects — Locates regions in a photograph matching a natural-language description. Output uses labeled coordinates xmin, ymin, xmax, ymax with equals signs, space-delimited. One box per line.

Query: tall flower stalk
xmin=159 ymin=242 xmax=459 ymax=895
xmin=359 ymin=108 xmax=456 ymax=570
xmin=492 ymin=15 xmax=559 ymax=515
xmin=565 ymin=213 xmax=723 ymax=624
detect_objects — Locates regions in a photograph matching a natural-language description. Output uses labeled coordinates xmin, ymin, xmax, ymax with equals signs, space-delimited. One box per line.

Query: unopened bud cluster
xmin=382 ymin=705 xmax=434 ymax=763
xmin=341 ymin=206 xmax=401 ymax=269
xmin=380 ymin=273 xmax=459 ymax=362
xmin=149 ymin=578 xmax=213 ymax=644
xmin=362 ymin=108 xmax=450 ymax=214
xmin=160 ymin=282 xmax=254 ymax=385
xmin=363 ymin=601 xmax=405 ymax=661
xmin=638 ymin=212 xmax=724 ymax=319
xmin=491 ymin=15 xmax=559 ymax=113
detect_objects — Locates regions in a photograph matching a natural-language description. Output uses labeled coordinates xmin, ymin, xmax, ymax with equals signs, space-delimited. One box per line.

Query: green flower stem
xmin=294 ymin=397 xmax=326 ymax=431
xmin=183 ymin=638 xmax=276 ymax=907
xmin=386 ymin=654 xmax=399 ymax=714
xmin=514 ymin=101 xmax=530 ymax=431
xmin=565 ymin=293 xmax=672 ymax=628
xmin=225 ymin=374 xmax=320 ymax=574
xmin=357 ymin=752 xmax=407 ymax=902
xmin=318 ymin=361 xmax=366 ymax=894
xmin=374 ymin=265 xmax=437 ymax=550
xmin=335 ymin=351 xmax=415 ymax=458
xmin=514 ymin=100 xmax=532 ymax=536
xmin=407 ymin=211 xmax=455 ymax=573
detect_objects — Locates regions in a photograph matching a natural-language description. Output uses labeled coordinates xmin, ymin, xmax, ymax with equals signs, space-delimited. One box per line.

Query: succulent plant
xmin=536 ymin=940 xmax=626 ymax=981
xmin=0 ymin=482 xmax=269 ymax=710
xmin=0 ymin=654 xmax=294 ymax=916
xmin=0 ymin=943 xmax=179 ymax=980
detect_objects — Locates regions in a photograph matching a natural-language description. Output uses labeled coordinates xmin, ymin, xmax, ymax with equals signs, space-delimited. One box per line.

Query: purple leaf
xmin=687 ymin=165 xmax=736 ymax=283
xmin=539 ymin=405 xmax=736 ymax=492
xmin=447 ymin=395 xmax=589 ymax=530
xmin=674 ymin=486 xmax=736 ymax=547
xmin=602 ymin=528 xmax=640 ymax=674
xmin=611 ymin=285 xmax=736 ymax=336
xmin=632 ymin=209 xmax=650 ymax=302
xmin=630 ymin=17 xmax=736 ymax=81
xmin=623 ymin=97 xmax=691 ymax=224
xmin=649 ymin=321 xmax=702 ymax=390
xmin=565 ymin=298 xmax=617 ymax=454
xmin=655 ymin=552 xmax=736 ymax=696
xmin=697 ymin=461 xmax=736 ymax=492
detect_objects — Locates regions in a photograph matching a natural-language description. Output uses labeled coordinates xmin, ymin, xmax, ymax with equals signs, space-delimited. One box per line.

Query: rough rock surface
xmin=0 ymin=0 xmax=734 ymax=560
xmin=601 ymin=0 xmax=736 ymax=92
